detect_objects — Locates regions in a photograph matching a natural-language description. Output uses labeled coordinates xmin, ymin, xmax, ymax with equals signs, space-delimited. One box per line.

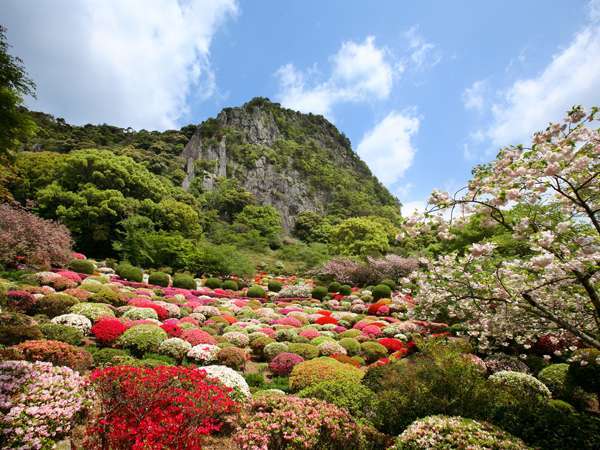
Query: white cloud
xmin=3 ymin=0 xmax=238 ymax=130
xmin=475 ymin=3 xmax=600 ymax=150
xmin=462 ymin=80 xmax=487 ymax=111
xmin=401 ymin=200 xmax=426 ymax=216
xmin=405 ymin=26 xmax=441 ymax=70
xmin=275 ymin=36 xmax=396 ymax=116
xmin=356 ymin=111 xmax=419 ymax=185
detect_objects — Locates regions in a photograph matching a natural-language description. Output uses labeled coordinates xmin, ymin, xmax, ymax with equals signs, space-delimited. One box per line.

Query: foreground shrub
xmin=14 ymin=339 xmax=93 ymax=371
xmin=33 ymin=293 xmax=80 ymax=317
xmin=116 ymin=262 xmax=144 ymax=282
xmin=233 ymin=396 xmax=367 ymax=450
xmin=298 ymin=380 xmax=378 ymax=422
xmin=172 ymin=273 xmax=196 ymax=289
xmin=87 ymin=365 xmax=239 ymax=450
xmin=269 ymin=352 xmax=304 ymax=376
xmin=90 ymin=347 xmax=132 ymax=367
xmin=0 ymin=203 xmax=72 ymax=268
xmin=148 ymin=271 xmax=170 ymax=287
xmin=51 ymin=313 xmax=92 ymax=334
xmin=0 ymin=311 xmax=43 ymax=345
xmin=118 ymin=324 xmax=167 ymax=355
xmin=201 ymin=365 xmax=252 ymax=400
xmin=40 ymin=322 xmax=84 ymax=345
xmin=391 ymin=415 xmax=529 ymax=450
xmin=68 ymin=259 xmax=95 ymax=274
xmin=289 ymin=357 xmax=364 ymax=392
xmin=489 ymin=370 xmax=551 ymax=399
xmin=91 ymin=317 xmax=128 ymax=345
xmin=0 ymin=361 xmax=90 ymax=449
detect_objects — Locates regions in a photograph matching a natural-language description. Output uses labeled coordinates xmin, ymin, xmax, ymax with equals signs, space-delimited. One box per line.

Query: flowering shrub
xmin=222 ymin=331 xmax=250 ymax=347
xmin=234 ymin=396 xmax=366 ymax=450
xmin=378 ymin=337 xmax=405 ymax=353
xmin=287 ymin=343 xmax=320 ymax=360
xmin=14 ymin=339 xmax=93 ymax=371
xmin=182 ymin=328 xmax=217 ymax=346
xmin=70 ymin=302 xmax=115 ymax=321
xmin=40 ymin=322 xmax=84 ymax=345
xmin=117 ymin=324 xmax=168 ymax=355
xmin=201 ymin=365 xmax=251 ymax=399
xmin=0 ymin=361 xmax=90 ymax=449
xmin=391 ymin=415 xmax=529 ymax=450
xmin=51 ymin=313 xmax=92 ymax=335
xmin=123 ymin=306 xmax=159 ymax=321
xmin=216 ymin=346 xmax=248 ymax=370
xmin=318 ymin=340 xmax=347 ymax=356
xmin=263 ymin=342 xmax=289 ymax=361
xmin=269 ymin=352 xmax=304 ymax=376
xmin=158 ymin=337 xmax=192 ymax=361
xmin=278 ymin=284 xmax=312 ymax=298
xmin=91 ymin=317 xmax=128 ymax=345
xmin=6 ymin=290 xmax=35 ymax=313
xmin=0 ymin=203 xmax=72 ymax=268
xmin=87 ymin=366 xmax=238 ymax=450
xmin=33 ymin=293 xmax=80 ymax=317
xmin=489 ymin=370 xmax=552 ymax=399
xmin=289 ymin=357 xmax=364 ymax=392
xmin=187 ymin=344 xmax=220 ymax=364
xmin=160 ymin=322 xmax=183 ymax=337
xmin=484 ymin=353 xmax=530 ymax=375
xmin=360 ymin=341 xmax=388 ymax=363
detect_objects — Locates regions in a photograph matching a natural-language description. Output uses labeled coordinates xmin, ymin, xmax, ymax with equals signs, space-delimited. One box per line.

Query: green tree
xmin=234 ymin=204 xmax=283 ymax=241
xmin=204 ymin=178 xmax=255 ymax=222
xmin=329 ymin=217 xmax=390 ymax=257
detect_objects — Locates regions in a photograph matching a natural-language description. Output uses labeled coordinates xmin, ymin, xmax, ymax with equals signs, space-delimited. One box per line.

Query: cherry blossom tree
xmin=403 ymin=106 xmax=600 ymax=353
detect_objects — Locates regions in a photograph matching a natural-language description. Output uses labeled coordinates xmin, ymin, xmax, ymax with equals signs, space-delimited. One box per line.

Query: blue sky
xmin=3 ymin=0 xmax=600 ymax=213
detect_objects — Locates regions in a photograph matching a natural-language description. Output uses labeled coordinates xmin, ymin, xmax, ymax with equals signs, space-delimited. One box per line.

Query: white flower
xmin=51 ymin=314 xmax=92 ymax=334
xmin=187 ymin=344 xmax=220 ymax=364
xmin=200 ymin=365 xmax=251 ymax=399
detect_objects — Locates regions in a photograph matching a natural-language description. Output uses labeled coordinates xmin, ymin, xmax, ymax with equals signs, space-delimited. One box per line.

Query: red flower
xmin=92 ymin=318 xmax=127 ymax=345
xmin=315 ymin=316 xmax=338 ymax=325
xmin=377 ymin=338 xmax=405 ymax=352
xmin=160 ymin=322 xmax=183 ymax=337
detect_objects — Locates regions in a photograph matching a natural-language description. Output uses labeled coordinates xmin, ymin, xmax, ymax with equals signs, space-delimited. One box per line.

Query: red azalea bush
xmin=182 ymin=329 xmax=217 ymax=346
xmin=161 ymin=322 xmax=183 ymax=337
xmin=315 ymin=316 xmax=338 ymax=326
xmin=269 ymin=352 xmax=305 ymax=376
xmin=6 ymin=290 xmax=36 ymax=313
xmin=378 ymin=338 xmax=405 ymax=352
xmin=0 ymin=203 xmax=73 ymax=268
xmin=92 ymin=317 xmax=128 ymax=345
xmin=13 ymin=339 xmax=93 ymax=371
xmin=87 ymin=366 xmax=239 ymax=450
xmin=56 ymin=270 xmax=82 ymax=282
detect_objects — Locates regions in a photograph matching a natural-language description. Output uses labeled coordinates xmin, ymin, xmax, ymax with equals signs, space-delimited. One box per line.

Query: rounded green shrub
xmin=328 ymin=282 xmax=342 ymax=293
xmin=339 ymin=329 xmax=361 ymax=339
xmin=311 ymin=286 xmax=328 ymax=300
xmin=568 ymin=348 xmax=600 ymax=393
xmin=148 ymin=271 xmax=170 ymax=287
xmin=40 ymin=322 xmax=84 ymax=345
xmin=489 ymin=370 xmax=552 ymax=399
xmin=0 ymin=311 xmax=43 ymax=345
xmin=90 ymin=347 xmax=132 ymax=367
xmin=205 ymin=277 xmax=222 ymax=289
xmin=538 ymin=363 xmax=570 ymax=398
xmin=339 ymin=285 xmax=352 ymax=296
xmin=68 ymin=259 xmax=95 ymax=274
xmin=263 ymin=342 xmax=289 ymax=361
xmin=289 ymin=357 xmax=364 ymax=391
xmin=222 ymin=279 xmax=239 ymax=290
xmin=380 ymin=279 xmax=396 ymax=290
xmin=89 ymin=287 xmax=125 ymax=307
xmin=268 ymin=280 xmax=282 ymax=292
xmin=172 ymin=273 xmax=197 ymax=290
xmin=117 ymin=324 xmax=167 ymax=355
xmin=361 ymin=341 xmax=388 ymax=363
xmin=371 ymin=284 xmax=392 ymax=300
xmin=33 ymin=293 xmax=79 ymax=317
xmin=247 ymin=285 xmax=266 ymax=298
xmin=70 ymin=302 xmax=115 ymax=321
xmin=116 ymin=263 xmax=144 ymax=282
xmin=298 ymin=380 xmax=378 ymax=421
xmin=122 ymin=307 xmax=158 ymax=321
xmin=391 ymin=415 xmax=529 ymax=450
xmin=339 ymin=337 xmax=361 ymax=356
xmin=287 ymin=343 xmax=320 ymax=360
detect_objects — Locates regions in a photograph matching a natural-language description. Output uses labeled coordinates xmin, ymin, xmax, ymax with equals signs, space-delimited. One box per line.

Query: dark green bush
xmin=247 ymin=285 xmax=266 ymax=298
xmin=311 ymin=286 xmax=328 ymax=300
xmin=568 ymin=348 xmax=600 ymax=393
xmin=361 ymin=341 xmax=388 ymax=363
xmin=205 ymin=277 xmax=222 ymax=289
xmin=148 ymin=271 xmax=170 ymax=287
xmin=339 ymin=285 xmax=352 ymax=295
xmin=245 ymin=372 xmax=265 ymax=388
xmin=89 ymin=286 xmax=126 ymax=307
xmin=222 ymin=279 xmax=239 ymax=290
xmin=287 ymin=343 xmax=320 ymax=360
xmin=116 ymin=262 xmax=144 ymax=282
xmin=68 ymin=259 xmax=95 ymax=274
xmin=32 ymin=293 xmax=79 ymax=317
xmin=90 ymin=347 xmax=132 ymax=367
xmin=380 ymin=279 xmax=396 ymax=289
xmin=328 ymin=282 xmax=342 ymax=292
xmin=371 ymin=284 xmax=392 ymax=300
xmin=40 ymin=322 xmax=83 ymax=345
xmin=0 ymin=311 xmax=43 ymax=345
xmin=172 ymin=273 xmax=196 ymax=290
xmin=268 ymin=280 xmax=282 ymax=292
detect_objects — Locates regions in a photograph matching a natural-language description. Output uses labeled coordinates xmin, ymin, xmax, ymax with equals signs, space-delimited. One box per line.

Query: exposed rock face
xmin=181 ymin=97 xmax=399 ymax=230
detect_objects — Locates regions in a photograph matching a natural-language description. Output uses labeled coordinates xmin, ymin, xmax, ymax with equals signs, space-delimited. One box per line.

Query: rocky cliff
xmin=181 ymin=97 xmax=400 ymax=230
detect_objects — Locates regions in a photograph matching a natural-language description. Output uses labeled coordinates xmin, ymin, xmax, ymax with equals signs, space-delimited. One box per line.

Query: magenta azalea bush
xmin=269 ymin=352 xmax=304 ymax=376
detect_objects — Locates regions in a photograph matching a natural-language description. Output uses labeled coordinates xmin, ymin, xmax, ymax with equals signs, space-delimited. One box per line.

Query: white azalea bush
xmin=200 ymin=364 xmax=251 ymax=400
